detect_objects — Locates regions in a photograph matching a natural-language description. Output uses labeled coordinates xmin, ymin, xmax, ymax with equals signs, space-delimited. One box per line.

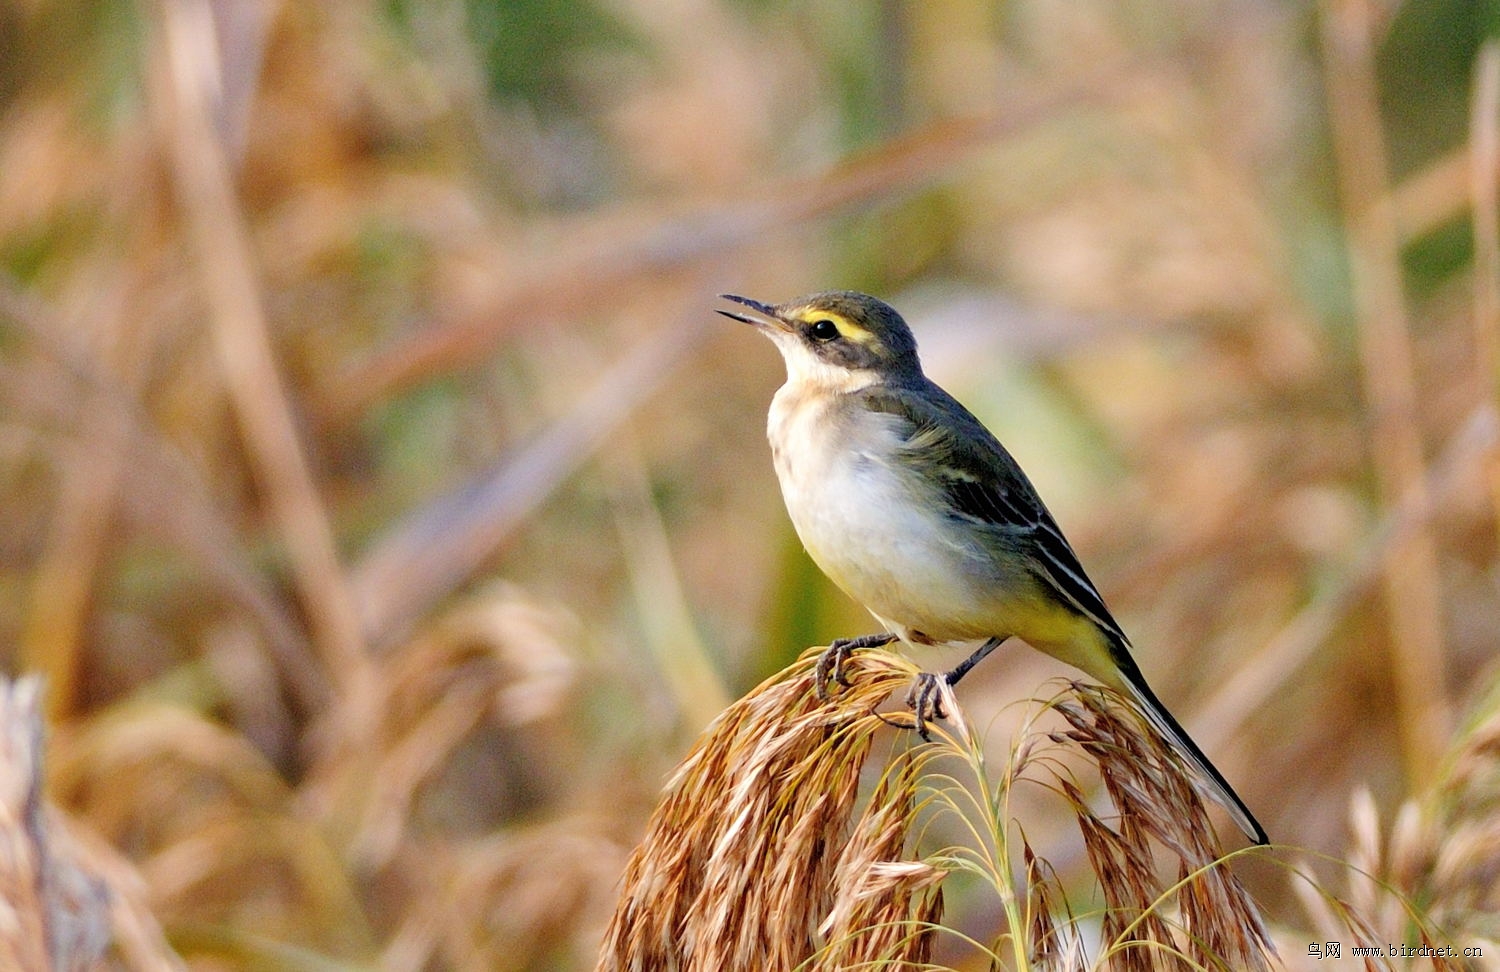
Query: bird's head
xmin=717 ymin=291 xmax=921 ymax=392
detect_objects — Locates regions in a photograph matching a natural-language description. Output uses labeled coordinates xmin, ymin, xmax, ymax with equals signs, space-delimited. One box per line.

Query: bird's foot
xmin=903 ymin=671 xmax=950 ymax=742
xmin=813 ymin=632 xmax=897 ymax=700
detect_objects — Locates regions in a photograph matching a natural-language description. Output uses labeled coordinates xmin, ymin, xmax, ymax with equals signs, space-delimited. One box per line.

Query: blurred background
xmin=2 ymin=0 xmax=1498 ymax=967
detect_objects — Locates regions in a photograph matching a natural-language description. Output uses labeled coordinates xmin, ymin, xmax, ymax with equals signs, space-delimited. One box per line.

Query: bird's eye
xmin=808 ymin=319 xmax=840 ymax=342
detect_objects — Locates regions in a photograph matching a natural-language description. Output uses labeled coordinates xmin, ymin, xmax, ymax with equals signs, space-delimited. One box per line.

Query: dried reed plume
xmin=1041 ymin=685 xmax=1272 ymax=971
xmin=596 ymin=647 xmax=943 ymax=971
xmin=596 ymin=647 xmax=1274 ymax=971
xmin=1302 ymin=671 xmax=1500 ymax=971
xmin=1424 ymin=685 xmax=1500 ymax=946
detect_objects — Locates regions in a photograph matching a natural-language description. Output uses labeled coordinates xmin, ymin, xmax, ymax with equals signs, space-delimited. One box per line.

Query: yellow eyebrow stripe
xmin=793 ymin=309 xmax=875 ymax=345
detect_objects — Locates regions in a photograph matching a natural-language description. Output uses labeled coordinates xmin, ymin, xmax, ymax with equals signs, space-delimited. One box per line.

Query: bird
xmin=717 ymin=290 xmax=1267 ymax=846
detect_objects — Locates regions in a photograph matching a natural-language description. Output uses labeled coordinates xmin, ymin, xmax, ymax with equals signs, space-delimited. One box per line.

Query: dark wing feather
xmin=856 ymin=381 xmax=1128 ymax=645
xmin=856 ymin=384 xmax=1268 ymax=844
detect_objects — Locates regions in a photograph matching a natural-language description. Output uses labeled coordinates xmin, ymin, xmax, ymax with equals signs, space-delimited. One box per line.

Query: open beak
xmin=717 ymin=294 xmax=786 ymax=331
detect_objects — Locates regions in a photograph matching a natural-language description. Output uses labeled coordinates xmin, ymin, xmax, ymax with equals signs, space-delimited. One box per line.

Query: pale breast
xmin=767 ymin=385 xmax=1028 ymax=643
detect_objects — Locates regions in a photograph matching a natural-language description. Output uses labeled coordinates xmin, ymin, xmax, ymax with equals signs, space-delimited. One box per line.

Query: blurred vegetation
xmin=3 ymin=0 xmax=1500 ymax=967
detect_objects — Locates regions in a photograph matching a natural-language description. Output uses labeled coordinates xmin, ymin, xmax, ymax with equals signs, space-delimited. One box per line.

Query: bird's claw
xmin=904 ymin=672 xmax=949 ymax=742
xmin=813 ymin=632 xmax=897 ymax=701
xmin=814 ymin=642 xmax=855 ymax=700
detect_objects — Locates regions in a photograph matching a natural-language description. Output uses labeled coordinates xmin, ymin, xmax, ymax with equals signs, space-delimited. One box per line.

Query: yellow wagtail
xmin=718 ymin=290 xmax=1267 ymax=846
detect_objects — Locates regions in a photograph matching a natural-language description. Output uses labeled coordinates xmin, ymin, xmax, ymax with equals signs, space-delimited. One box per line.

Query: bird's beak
xmin=717 ymin=294 xmax=788 ymax=332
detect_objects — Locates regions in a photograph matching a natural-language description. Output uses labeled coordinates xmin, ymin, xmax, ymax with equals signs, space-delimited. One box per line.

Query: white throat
xmin=768 ymin=332 xmax=882 ymax=396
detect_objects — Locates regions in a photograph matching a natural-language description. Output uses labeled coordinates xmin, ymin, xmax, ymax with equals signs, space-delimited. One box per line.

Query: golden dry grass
xmin=596 ymin=647 xmax=1278 ymax=971
xmin=596 ymin=648 xmax=943 ymax=970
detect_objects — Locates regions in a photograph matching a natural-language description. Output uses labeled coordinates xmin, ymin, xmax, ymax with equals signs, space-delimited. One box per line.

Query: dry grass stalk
xmin=0 ymin=676 xmax=108 ymax=971
xmin=1319 ymin=0 xmax=1450 ymax=783
xmin=154 ymin=0 xmax=376 ymax=696
xmin=0 ymin=677 xmax=185 ymax=972
xmin=595 ymin=647 xmax=944 ymax=971
xmin=1045 ymin=684 xmax=1272 ymax=972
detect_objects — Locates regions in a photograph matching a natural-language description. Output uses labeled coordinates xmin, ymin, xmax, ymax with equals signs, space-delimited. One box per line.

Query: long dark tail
xmin=1106 ymin=648 xmax=1268 ymax=846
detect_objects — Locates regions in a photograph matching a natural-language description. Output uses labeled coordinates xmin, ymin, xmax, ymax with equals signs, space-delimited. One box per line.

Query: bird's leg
xmin=903 ymin=637 xmax=1005 ymax=741
xmin=942 ymin=636 xmax=1004 ymax=687
xmin=814 ymin=632 xmax=897 ymax=699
